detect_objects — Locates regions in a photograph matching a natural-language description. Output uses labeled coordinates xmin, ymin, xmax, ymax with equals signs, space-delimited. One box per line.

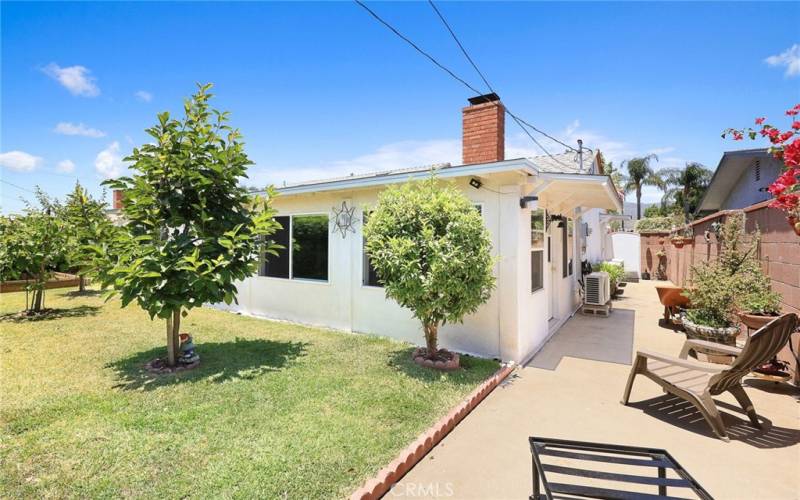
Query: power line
xmin=427 ymin=0 xmax=581 ymax=156
xmin=355 ymin=0 xmax=576 ymax=167
xmin=1 ymin=179 xmax=37 ymax=194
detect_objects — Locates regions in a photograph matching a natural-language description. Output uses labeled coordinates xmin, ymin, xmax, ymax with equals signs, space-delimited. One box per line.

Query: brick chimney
xmin=462 ymin=93 xmax=505 ymax=165
xmin=113 ymin=189 xmax=123 ymax=210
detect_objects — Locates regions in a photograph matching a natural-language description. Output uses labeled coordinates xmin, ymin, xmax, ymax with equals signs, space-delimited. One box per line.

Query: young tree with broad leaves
xmin=623 ymin=154 xmax=665 ymax=219
xmin=0 ymin=190 xmax=69 ymax=313
xmin=363 ymin=176 xmax=495 ymax=363
xmin=93 ymin=84 xmax=282 ymax=367
xmin=62 ymin=181 xmax=116 ymax=293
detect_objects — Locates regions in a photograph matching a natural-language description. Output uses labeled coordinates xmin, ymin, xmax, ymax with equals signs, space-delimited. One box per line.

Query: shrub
xmin=363 ymin=176 xmax=495 ymax=360
xmin=684 ymin=212 xmax=781 ymax=327
xmin=594 ymin=261 xmax=624 ymax=289
xmin=634 ymin=214 xmax=683 ymax=233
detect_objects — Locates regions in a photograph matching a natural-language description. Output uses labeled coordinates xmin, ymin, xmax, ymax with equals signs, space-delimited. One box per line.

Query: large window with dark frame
xmin=531 ymin=209 xmax=545 ymax=292
xmin=260 ymin=214 xmax=329 ymax=282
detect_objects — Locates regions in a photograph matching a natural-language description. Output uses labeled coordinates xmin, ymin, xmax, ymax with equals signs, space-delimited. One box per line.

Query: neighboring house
xmin=222 ymin=94 xmax=621 ymax=363
xmin=696 ymin=148 xmax=784 ymax=216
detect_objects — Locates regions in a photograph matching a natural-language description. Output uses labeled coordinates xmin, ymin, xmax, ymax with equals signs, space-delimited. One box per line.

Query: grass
xmin=0 ymin=287 xmax=498 ymax=499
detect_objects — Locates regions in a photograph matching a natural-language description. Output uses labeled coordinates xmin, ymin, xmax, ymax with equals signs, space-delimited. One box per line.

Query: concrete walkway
xmin=392 ymin=281 xmax=800 ymax=499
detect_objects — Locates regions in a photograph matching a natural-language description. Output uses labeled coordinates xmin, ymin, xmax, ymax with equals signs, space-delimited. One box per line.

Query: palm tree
xmin=661 ymin=162 xmax=713 ymax=221
xmin=623 ymin=154 xmax=664 ymax=219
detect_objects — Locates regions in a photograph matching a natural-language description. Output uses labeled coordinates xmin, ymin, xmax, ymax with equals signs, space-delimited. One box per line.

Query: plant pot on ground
xmin=682 ymin=212 xmax=773 ymax=358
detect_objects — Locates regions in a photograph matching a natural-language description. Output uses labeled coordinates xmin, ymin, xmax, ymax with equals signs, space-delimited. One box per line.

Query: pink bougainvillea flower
xmin=783 ymin=140 xmax=800 ymax=167
xmin=787 ymin=105 xmax=800 ymax=117
xmin=755 ymin=117 xmax=766 ymax=125
xmin=793 ymin=121 xmax=800 ymax=131
xmin=733 ymin=131 xmax=743 ymax=140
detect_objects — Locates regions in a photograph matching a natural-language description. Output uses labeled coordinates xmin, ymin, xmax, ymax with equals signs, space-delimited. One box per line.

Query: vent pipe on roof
xmin=577 ymin=139 xmax=584 ymax=172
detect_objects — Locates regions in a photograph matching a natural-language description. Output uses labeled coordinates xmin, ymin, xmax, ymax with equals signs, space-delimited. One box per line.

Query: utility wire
xmin=355 ymin=0 xmax=576 ymax=167
xmin=427 ymin=0 xmax=581 ymax=157
xmin=1 ymin=179 xmax=37 ymax=194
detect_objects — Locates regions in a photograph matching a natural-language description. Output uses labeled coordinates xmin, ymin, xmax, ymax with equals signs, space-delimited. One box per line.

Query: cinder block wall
xmin=639 ymin=201 xmax=800 ymax=384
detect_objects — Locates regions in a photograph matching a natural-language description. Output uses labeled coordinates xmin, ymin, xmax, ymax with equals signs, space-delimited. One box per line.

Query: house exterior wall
xmin=720 ymin=156 xmax=784 ymax=211
xmin=638 ymin=202 xmax=800 ymax=384
xmin=218 ymin=173 xmax=597 ymax=364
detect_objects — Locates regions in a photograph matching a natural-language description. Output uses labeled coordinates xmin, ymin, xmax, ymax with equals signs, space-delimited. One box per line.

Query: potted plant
xmin=737 ymin=285 xmax=782 ymax=331
xmin=595 ymin=261 xmax=625 ymax=297
xmin=671 ymin=235 xmax=685 ymax=248
xmin=682 ymin=212 xmax=757 ymax=346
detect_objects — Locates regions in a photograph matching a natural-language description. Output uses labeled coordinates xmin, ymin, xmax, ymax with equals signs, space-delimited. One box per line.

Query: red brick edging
xmin=350 ymin=363 xmax=516 ymax=500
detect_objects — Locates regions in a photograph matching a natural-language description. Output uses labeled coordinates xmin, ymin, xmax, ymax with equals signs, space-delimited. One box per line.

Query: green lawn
xmin=0 ymin=288 xmax=498 ymax=498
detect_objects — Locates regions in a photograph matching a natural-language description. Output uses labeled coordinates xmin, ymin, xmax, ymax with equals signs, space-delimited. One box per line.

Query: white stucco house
xmin=222 ymin=94 xmax=622 ymax=363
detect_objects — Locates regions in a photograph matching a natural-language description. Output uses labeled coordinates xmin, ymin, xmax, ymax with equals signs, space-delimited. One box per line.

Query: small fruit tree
xmin=62 ymin=181 xmax=116 ymax=293
xmin=363 ymin=176 xmax=495 ymax=362
xmin=95 ymin=84 xmax=281 ymax=367
xmin=0 ymin=191 xmax=69 ymax=313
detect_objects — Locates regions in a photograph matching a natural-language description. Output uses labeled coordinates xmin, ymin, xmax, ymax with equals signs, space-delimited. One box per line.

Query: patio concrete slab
xmin=392 ymin=280 xmax=800 ymax=499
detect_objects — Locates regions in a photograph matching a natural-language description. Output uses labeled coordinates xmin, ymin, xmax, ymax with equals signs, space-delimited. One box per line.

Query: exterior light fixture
xmin=469 ymin=178 xmax=482 ymax=189
xmin=519 ymin=195 xmax=538 ymax=209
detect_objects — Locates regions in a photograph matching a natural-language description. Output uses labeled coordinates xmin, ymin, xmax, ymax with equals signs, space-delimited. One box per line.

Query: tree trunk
xmin=166 ymin=309 xmax=181 ymax=367
xmin=31 ymin=289 xmax=44 ymax=312
xmin=78 ymin=275 xmax=86 ymax=293
xmin=636 ymin=185 xmax=642 ymax=220
xmin=423 ymin=322 xmax=439 ymax=359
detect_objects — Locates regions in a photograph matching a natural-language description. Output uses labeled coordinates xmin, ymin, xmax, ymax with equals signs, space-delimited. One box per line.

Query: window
xmin=531 ymin=209 xmax=545 ymax=292
xmin=262 ymin=216 xmax=290 ymax=278
xmin=474 ymin=204 xmax=483 ymax=216
xmin=562 ymin=218 xmax=574 ymax=278
xmin=261 ymin=214 xmax=329 ymax=282
xmin=362 ymin=212 xmax=381 ymax=287
xmin=292 ymin=215 xmax=329 ymax=281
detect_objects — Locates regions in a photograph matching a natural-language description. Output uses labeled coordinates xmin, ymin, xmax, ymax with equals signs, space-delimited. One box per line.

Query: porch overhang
xmin=527 ymin=172 xmax=623 ymax=214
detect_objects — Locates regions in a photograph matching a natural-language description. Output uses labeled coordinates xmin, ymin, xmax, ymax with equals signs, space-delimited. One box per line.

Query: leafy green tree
xmin=623 ymin=154 xmax=665 ymax=219
xmin=363 ymin=177 xmax=495 ymax=361
xmin=604 ymin=160 xmax=626 ymax=192
xmin=95 ymin=84 xmax=282 ymax=367
xmin=0 ymin=190 xmax=69 ymax=313
xmin=62 ymin=181 xmax=116 ymax=292
xmin=660 ymin=162 xmax=713 ymax=221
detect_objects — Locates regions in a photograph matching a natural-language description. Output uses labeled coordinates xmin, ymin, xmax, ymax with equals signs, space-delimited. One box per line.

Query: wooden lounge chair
xmin=621 ymin=313 xmax=798 ymax=442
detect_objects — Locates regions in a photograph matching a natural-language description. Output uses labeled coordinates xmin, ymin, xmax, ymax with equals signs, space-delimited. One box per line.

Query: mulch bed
xmin=412 ymin=348 xmax=460 ymax=371
xmin=144 ymin=358 xmax=201 ymax=375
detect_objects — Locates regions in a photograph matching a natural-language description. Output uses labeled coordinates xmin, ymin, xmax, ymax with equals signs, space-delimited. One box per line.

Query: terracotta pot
xmin=788 ymin=216 xmax=800 ymax=236
xmin=737 ymin=312 xmax=779 ymax=331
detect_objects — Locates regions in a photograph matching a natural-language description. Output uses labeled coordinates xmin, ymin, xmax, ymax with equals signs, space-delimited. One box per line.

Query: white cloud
xmin=134 ymin=90 xmax=153 ymax=102
xmin=0 ymin=150 xmax=43 ymax=172
xmin=94 ymin=142 xmax=125 ymax=178
xmin=41 ymin=63 xmax=100 ymax=96
xmin=54 ymin=121 xmax=106 ymax=138
xmin=56 ymin=159 xmax=76 ymax=173
xmin=249 ymin=139 xmax=460 ymax=187
xmin=765 ymin=44 xmax=800 ymax=77
xmin=648 ymin=147 xmax=676 ymax=156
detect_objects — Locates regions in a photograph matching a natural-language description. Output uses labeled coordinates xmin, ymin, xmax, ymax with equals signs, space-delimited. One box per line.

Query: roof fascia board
xmin=273 ymin=158 xmax=537 ymax=196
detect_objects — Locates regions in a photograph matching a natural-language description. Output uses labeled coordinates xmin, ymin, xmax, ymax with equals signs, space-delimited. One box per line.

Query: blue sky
xmin=2 ymin=1 xmax=798 ymax=213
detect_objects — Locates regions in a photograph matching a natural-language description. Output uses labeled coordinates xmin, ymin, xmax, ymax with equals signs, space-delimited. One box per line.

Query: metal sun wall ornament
xmin=332 ymin=201 xmax=359 ymax=238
